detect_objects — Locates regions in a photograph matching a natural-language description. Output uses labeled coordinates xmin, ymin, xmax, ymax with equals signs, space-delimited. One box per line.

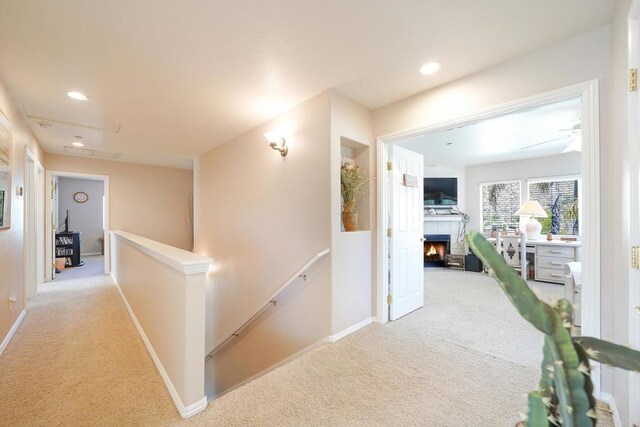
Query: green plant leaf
xmin=527 ymin=391 xmax=550 ymax=427
xmin=466 ymin=231 xmax=556 ymax=335
xmin=466 ymin=231 xmax=592 ymax=426
xmin=573 ymin=336 xmax=640 ymax=372
xmin=573 ymin=342 xmax=597 ymax=423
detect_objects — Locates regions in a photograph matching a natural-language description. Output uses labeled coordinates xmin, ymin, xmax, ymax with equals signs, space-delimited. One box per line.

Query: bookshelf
xmin=55 ymin=232 xmax=83 ymax=267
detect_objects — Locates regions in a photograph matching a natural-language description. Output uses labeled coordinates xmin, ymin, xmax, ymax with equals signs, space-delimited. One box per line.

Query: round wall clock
xmin=73 ymin=191 xmax=89 ymax=203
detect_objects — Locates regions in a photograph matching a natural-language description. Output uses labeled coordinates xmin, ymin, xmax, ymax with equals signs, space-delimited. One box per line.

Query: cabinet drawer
xmin=536 ymin=245 xmax=575 ymax=258
xmin=536 ymin=267 xmax=566 ymax=283
xmin=537 ymin=256 xmax=569 ymax=270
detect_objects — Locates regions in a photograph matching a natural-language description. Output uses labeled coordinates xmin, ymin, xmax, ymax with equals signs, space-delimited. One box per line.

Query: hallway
xmin=0 ymin=272 xmax=178 ymax=425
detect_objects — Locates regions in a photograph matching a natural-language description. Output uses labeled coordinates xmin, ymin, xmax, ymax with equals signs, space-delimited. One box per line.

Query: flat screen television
xmin=424 ymin=177 xmax=458 ymax=207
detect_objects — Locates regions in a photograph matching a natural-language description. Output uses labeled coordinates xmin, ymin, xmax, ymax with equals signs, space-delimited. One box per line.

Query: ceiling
xmin=0 ymin=1 xmax=614 ymax=169
xmin=396 ymin=97 xmax=582 ymax=167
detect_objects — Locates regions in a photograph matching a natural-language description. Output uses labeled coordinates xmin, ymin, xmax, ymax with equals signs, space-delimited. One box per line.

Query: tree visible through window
xmin=480 ymin=181 xmax=521 ymax=234
xmin=528 ymin=178 xmax=580 ymax=235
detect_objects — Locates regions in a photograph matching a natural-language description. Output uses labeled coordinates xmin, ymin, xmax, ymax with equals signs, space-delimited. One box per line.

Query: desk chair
xmin=564 ymin=262 xmax=582 ymax=327
xmin=496 ymin=233 xmax=529 ymax=280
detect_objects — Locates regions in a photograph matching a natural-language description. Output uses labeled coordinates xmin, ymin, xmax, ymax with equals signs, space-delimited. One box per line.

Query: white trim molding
xmin=112 ymin=275 xmax=207 ymax=418
xmin=0 ymin=310 xmax=26 ymax=357
xmin=330 ymin=317 xmax=376 ymax=343
xmin=110 ymin=231 xmax=211 ymax=275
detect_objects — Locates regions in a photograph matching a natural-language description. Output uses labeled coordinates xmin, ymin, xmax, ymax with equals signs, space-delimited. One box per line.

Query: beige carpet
xmin=0 ymin=268 xmax=613 ymax=426
xmin=53 ymin=254 xmax=104 ymax=280
xmin=0 ymin=273 xmax=178 ymax=426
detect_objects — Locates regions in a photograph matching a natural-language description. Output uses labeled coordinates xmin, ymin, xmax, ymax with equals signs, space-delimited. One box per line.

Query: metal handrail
xmin=205 ymin=248 xmax=330 ymax=361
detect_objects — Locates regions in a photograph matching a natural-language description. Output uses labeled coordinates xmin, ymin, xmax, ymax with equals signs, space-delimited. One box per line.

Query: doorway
xmin=45 ymin=171 xmax=110 ymax=283
xmin=376 ymin=80 xmax=601 ymax=394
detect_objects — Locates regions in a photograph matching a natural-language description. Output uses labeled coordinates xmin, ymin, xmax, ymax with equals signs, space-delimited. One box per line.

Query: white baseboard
xmin=0 ymin=310 xmax=26 ymax=357
xmin=330 ymin=317 xmax=376 ymax=343
xmin=600 ymin=392 xmax=622 ymax=427
xmin=111 ymin=273 xmax=207 ymax=418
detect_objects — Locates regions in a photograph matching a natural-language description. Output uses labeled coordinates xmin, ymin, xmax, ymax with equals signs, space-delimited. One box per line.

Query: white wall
xmin=195 ymin=92 xmax=333 ymax=398
xmin=58 ymin=177 xmax=104 ymax=254
xmin=46 ymin=154 xmax=193 ymax=251
xmin=110 ymin=231 xmax=209 ymax=417
xmin=464 ymin=152 xmax=581 ymax=232
xmin=0 ymin=75 xmax=45 ymax=352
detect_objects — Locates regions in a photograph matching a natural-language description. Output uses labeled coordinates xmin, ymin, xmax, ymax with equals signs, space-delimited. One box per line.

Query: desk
xmin=487 ymin=237 xmax=581 ymax=284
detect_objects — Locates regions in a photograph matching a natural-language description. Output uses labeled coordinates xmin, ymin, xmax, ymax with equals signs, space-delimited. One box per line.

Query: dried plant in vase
xmin=340 ymin=160 xmax=368 ymax=231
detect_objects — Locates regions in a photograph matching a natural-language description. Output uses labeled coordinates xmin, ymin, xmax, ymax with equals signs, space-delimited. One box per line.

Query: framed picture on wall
xmin=0 ymin=109 xmax=11 ymax=229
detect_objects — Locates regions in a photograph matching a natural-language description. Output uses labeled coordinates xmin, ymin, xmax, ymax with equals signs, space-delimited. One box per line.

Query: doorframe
xmin=23 ymin=147 xmax=43 ymax=301
xmin=45 ymin=170 xmax=110 ymax=281
xmin=627 ymin=0 xmax=640 ymax=423
xmin=376 ymin=80 xmax=601 ymax=391
xmin=36 ymin=161 xmax=45 ymax=285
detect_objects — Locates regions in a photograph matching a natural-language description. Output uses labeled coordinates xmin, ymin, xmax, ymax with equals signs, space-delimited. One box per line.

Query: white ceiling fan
xmin=520 ymin=123 xmax=582 ymax=153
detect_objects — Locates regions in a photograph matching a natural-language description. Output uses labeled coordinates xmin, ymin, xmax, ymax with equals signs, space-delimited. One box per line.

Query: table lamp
xmin=516 ymin=200 xmax=548 ymax=240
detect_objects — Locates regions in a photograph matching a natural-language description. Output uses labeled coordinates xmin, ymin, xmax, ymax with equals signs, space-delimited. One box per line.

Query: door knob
xmin=420 ymin=238 xmax=424 ymax=242
xmin=634 ymin=305 xmax=640 ymax=315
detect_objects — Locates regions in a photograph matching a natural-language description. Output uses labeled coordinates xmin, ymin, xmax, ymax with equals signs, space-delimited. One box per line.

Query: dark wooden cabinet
xmin=55 ymin=232 xmax=82 ymax=267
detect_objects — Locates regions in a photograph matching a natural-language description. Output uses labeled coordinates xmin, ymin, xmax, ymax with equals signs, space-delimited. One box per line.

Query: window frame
xmin=526 ymin=174 xmax=582 ymax=236
xmin=478 ymin=179 xmax=522 ymax=234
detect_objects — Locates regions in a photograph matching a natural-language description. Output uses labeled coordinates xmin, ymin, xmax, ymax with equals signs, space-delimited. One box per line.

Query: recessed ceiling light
xmin=420 ymin=62 xmax=441 ymax=75
xmin=72 ymin=141 xmax=85 ymax=147
xmin=67 ymin=91 xmax=88 ymax=101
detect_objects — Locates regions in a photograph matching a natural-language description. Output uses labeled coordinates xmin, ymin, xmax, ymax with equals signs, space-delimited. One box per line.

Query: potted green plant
xmin=466 ymin=231 xmax=640 ymax=426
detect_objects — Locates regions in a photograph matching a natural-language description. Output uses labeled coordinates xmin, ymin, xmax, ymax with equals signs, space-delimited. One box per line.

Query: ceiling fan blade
xmin=521 ymin=135 xmax=569 ymax=150
xmin=559 ymin=124 xmax=582 ymax=132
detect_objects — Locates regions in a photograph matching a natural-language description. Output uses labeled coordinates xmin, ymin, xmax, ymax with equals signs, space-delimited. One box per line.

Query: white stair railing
xmin=205 ymin=248 xmax=330 ymax=361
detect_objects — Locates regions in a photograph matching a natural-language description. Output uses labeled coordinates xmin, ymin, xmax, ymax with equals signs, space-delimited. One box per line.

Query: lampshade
xmin=516 ymin=200 xmax=548 ymax=218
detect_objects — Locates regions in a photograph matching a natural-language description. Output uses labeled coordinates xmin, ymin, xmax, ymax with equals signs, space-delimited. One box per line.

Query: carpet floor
xmin=0 ymin=268 xmax=613 ymax=426
xmin=52 ymin=255 xmax=104 ymax=280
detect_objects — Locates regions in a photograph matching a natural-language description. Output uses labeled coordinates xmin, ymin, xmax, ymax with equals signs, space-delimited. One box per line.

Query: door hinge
xmin=387 ymin=294 xmax=393 ymax=304
xmin=632 ymin=246 xmax=640 ymax=269
xmin=387 ymin=227 xmax=392 ymax=237
xmin=630 ymin=68 xmax=638 ymax=92
xmin=387 ymin=161 xmax=392 ymax=171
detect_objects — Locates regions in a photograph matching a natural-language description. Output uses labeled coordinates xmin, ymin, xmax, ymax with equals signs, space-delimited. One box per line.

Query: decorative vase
xmin=342 ymin=201 xmax=358 ymax=231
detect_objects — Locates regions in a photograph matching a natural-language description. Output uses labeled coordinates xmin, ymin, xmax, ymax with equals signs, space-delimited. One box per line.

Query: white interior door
xmin=389 ymin=144 xmax=424 ymax=321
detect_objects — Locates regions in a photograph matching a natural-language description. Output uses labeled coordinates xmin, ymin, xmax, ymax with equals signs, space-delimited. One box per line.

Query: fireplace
xmin=424 ymin=234 xmax=451 ymax=267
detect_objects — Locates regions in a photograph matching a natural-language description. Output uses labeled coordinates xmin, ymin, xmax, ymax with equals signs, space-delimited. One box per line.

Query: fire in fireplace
xmin=424 ymin=234 xmax=451 ymax=267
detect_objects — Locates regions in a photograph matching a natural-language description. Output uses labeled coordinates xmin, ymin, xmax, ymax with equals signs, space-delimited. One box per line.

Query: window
xmin=527 ymin=176 xmax=581 ymax=236
xmin=480 ymin=181 xmax=521 ymax=234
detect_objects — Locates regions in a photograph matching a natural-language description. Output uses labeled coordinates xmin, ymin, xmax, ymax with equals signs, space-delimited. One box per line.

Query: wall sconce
xmin=264 ymin=132 xmax=289 ymax=157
